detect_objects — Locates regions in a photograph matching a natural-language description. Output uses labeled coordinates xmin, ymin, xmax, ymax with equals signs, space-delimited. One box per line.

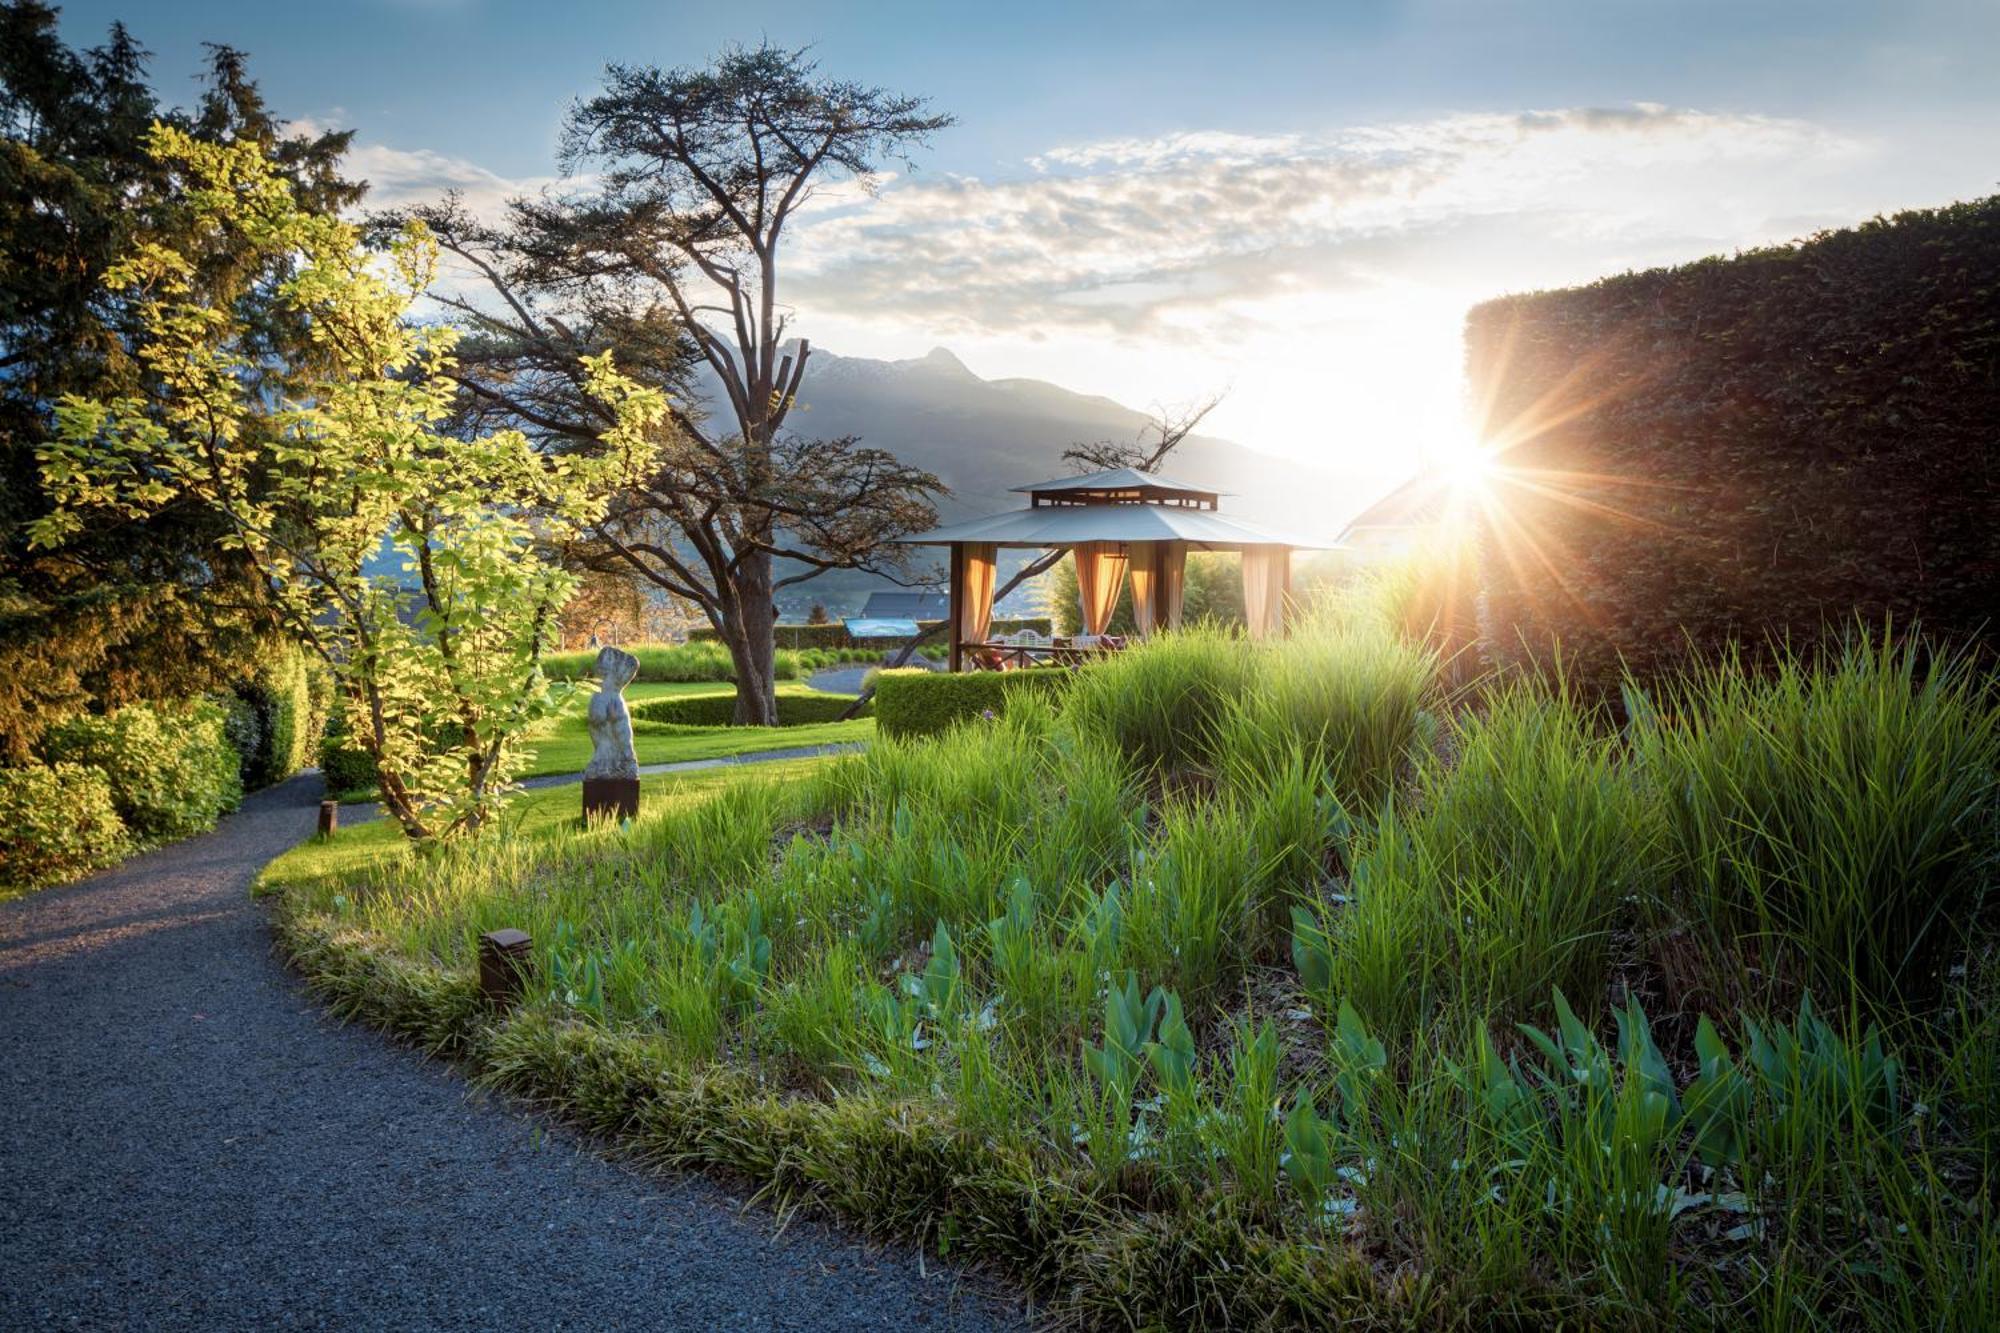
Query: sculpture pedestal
xmin=582 ymin=777 xmax=641 ymax=822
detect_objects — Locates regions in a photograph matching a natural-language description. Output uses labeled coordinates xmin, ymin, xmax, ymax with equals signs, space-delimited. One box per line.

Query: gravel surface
xmin=806 ymin=660 xmax=941 ymax=697
xmin=0 ymin=773 xmax=1026 ymax=1331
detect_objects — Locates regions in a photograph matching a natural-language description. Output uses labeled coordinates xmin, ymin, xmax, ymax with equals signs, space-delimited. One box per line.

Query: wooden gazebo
xmin=896 ymin=467 xmax=1331 ymax=671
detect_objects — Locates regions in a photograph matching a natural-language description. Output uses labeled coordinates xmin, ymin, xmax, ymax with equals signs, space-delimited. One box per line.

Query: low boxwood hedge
xmin=632 ymin=692 xmax=865 ymax=728
xmin=872 ymin=668 xmax=1072 ymax=739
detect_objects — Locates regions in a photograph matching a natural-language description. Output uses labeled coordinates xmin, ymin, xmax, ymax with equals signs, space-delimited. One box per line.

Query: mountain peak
xmin=909 ymin=345 xmax=972 ymax=375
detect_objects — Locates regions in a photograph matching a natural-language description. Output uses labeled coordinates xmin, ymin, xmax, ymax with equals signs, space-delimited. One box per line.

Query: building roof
xmin=859 ymin=590 xmax=951 ymax=620
xmin=898 ymin=502 xmax=1328 ymax=550
xmin=1009 ymin=466 xmax=1226 ymax=498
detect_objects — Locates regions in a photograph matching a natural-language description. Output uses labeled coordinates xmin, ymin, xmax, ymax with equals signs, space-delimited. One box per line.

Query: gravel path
xmin=806 ymin=659 xmax=941 ymax=697
xmin=0 ymin=773 xmax=1025 ymax=1331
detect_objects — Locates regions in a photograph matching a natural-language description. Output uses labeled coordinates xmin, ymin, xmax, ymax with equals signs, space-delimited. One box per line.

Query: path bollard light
xmin=317 ymin=799 xmax=338 ymax=839
xmin=478 ymin=929 xmax=535 ymax=1009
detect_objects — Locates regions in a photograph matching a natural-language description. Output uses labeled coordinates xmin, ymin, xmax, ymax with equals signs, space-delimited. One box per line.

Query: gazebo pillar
xmin=947 ymin=541 xmax=964 ymax=672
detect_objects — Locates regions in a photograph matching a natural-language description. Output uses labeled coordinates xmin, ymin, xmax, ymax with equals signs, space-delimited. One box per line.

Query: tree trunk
xmin=725 ymin=550 xmax=780 ymax=726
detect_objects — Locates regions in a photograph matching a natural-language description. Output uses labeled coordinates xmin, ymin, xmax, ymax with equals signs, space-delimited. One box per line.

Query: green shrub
xmin=632 ymin=692 xmax=866 ymax=727
xmin=543 ymin=641 xmax=740 ymax=684
xmin=872 ymin=667 xmax=1071 ymax=739
xmin=41 ymin=700 xmax=242 ymax=841
xmin=317 ymin=711 xmax=378 ymax=796
xmin=1629 ymin=632 xmax=2000 ymax=1010
xmin=1063 ymin=626 xmax=1258 ymax=775
xmin=236 ymin=644 xmax=321 ymax=788
xmin=216 ymin=690 xmax=263 ymax=786
xmin=1465 ymin=194 xmax=2000 ymax=697
xmin=0 ymin=761 xmax=128 ymax=891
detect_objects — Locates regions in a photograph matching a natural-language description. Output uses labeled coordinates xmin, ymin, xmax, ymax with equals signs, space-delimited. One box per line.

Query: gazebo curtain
xmin=1073 ymin=541 xmax=1129 ymax=636
xmin=1128 ymin=540 xmax=1189 ymax=636
xmin=1240 ymin=545 xmax=1289 ymax=640
xmin=958 ymin=542 xmax=998 ymax=645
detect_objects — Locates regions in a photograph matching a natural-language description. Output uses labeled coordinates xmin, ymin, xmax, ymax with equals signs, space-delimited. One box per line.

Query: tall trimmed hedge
xmin=873 ymin=668 xmax=1072 ymax=739
xmin=1464 ymin=195 xmax=2000 ymax=695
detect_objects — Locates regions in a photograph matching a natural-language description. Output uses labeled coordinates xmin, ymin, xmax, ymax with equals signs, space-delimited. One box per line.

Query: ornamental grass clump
xmin=1330 ymin=680 xmax=1657 ymax=1038
xmin=1629 ymin=629 xmax=2000 ymax=1010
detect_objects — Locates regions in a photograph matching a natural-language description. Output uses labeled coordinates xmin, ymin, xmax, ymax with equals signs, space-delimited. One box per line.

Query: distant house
xmin=858 ymin=590 xmax=951 ymax=620
xmin=1337 ymin=474 xmax=1453 ymax=560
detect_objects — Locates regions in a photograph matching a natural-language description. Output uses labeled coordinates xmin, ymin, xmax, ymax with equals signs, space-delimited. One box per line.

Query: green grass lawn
xmin=262 ymin=756 xmax=833 ymax=892
xmin=325 ymin=681 xmax=872 ymax=800
xmin=518 ymin=680 xmax=872 ymax=778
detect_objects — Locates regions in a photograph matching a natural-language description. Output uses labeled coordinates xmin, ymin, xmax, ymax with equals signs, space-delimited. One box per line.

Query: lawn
xmin=517 ymin=680 xmax=873 ymax=779
xmin=263 ymin=598 xmax=2000 ymax=1329
xmin=263 ymin=757 xmax=836 ymax=892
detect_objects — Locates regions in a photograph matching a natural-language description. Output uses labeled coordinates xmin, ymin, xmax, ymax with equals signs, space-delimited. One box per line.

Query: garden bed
xmin=262 ymin=608 xmax=1999 ymax=1328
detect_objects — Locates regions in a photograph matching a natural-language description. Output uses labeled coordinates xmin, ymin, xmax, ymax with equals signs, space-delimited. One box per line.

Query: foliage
xmin=0 ymin=760 xmax=126 ymax=892
xmin=632 ymin=691 xmax=865 ymax=728
xmin=871 ymin=667 xmax=1071 ymax=739
xmin=0 ymin=6 xmax=360 ymax=761
xmin=1465 ymin=195 xmax=2000 ymax=696
xmin=264 ymin=612 xmax=2000 ymax=1327
xmin=1629 ymin=630 xmax=2000 ymax=1010
xmin=34 ymin=125 xmax=666 ymax=840
xmin=234 ymin=642 xmax=326 ymax=789
xmin=317 ymin=709 xmax=379 ymax=797
xmin=41 ymin=698 xmax=241 ymax=840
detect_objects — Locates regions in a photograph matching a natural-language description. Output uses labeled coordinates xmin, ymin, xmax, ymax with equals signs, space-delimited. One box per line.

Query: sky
xmin=53 ymin=0 xmax=2000 ymax=496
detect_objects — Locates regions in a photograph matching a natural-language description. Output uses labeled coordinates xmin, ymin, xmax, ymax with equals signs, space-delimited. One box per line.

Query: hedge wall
xmin=632 ymin=692 xmax=867 ymax=728
xmin=1463 ymin=194 xmax=2000 ymax=695
xmin=873 ymin=668 xmax=1072 ymax=740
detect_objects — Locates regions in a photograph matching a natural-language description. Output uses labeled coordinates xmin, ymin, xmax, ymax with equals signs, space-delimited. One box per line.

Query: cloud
xmin=291 ymin=118 xmax=557 ymax=220
xmin=784 ymin=104 xmax=1860 ymax=344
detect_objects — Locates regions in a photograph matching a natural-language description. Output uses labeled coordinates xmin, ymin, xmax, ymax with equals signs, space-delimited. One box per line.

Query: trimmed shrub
xmin=236 ymin=645 xmax=322 ymax=788
xmin=0 ymin=762 xmax=128 ymax=891
xmin=632 ymin=692 xmax=867 ymax=728
xmin=872 ymin=667 xmax=1071 ymax=739
xmin=317 ymin=711 xmax=378 ymax=796
xmin=41 ymin=700 xmax=242 ymax=841
xmin=1464 ymin=195 xmax=2000 ymax=697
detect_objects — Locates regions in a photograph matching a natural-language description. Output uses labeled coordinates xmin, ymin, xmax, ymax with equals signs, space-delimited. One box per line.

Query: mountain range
xmin=705 ymin=346 xmax=1385 ymax=615
xmin=780 ymin=346 xmax=1372 ymax=532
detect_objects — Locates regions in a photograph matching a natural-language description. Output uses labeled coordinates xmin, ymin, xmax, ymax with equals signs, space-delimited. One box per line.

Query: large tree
xmin=0 ymin=2 xmax=358 ymax=759
xmin=400 ymin=45 xmax=951 ymax=724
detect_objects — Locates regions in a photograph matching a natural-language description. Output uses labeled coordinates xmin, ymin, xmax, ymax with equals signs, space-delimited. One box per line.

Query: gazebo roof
xmin=1010 ymin=466 xmax=1226 ymax=498
xmin=899 ymin=501 xmax=1328 ymax=550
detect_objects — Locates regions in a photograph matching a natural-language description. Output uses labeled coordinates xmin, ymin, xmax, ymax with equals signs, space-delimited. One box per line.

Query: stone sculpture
xmin=581 ymin=645 xmax=641 ymax=820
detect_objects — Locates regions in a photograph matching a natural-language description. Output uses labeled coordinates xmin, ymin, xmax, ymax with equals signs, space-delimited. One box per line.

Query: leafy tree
xmin=396 ymin=44 xmax=951 ymax=724
xmin=0 ymin=2 xmax=358 ymax=759
xmin=35 ymin=126 xmax=665 ymax=839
